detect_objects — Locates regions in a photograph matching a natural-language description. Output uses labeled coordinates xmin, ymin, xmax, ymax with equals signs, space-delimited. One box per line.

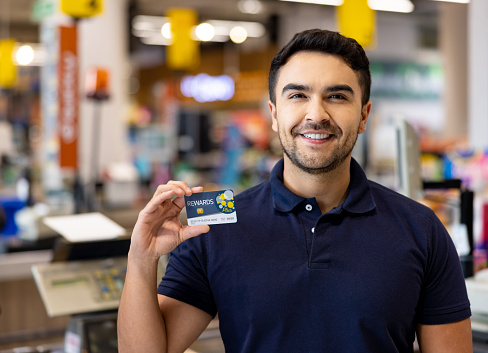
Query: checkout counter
xmin=0 ymin=211 xmax=224 ymax=353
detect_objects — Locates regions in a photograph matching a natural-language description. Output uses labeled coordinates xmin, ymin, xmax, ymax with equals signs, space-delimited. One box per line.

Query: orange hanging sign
xmin=58 ymin=25 xmax=79 ymax=169
xmin=85 ymin=67 xmax=110 ymax=100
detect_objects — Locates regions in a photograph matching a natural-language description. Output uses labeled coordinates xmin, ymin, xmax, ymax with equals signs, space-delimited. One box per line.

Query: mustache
xmin=291 ymin=121 xmax=338 ymax=137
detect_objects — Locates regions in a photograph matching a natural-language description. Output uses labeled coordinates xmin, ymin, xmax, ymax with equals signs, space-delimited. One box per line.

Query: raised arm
xmin=118 ymin=181 xmax=212 ymax=353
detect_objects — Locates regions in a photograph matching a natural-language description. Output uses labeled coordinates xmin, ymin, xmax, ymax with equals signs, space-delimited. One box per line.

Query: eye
xmin=289 ymin=93 xmax=306 ymax=99
xmin=329 ymin=94 xmax=346 ymax=100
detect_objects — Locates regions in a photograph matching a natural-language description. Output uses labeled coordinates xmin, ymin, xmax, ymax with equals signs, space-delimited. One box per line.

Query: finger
xmin=173 ymin=186 xmax=205 ymax=209
xmin=154 ymin=184 xmax=186 ymax=199
xmin=167 ymin=180 xmax=192 ymax=195
xmin=143 ymin=189 xmax=175 ymax=214
xmin=181 ymin=224 xmax=210 ymax=241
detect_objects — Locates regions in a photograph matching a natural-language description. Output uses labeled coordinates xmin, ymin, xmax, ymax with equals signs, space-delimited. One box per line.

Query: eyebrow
xmin=325 ymin=84 xmax=355 ymax=96
xmin=281 ymin=83 xmax=355 ymax=96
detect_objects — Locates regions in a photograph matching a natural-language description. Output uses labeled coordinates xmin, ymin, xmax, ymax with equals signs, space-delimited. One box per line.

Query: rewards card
xmin=185 ymin=190 xmax=237 ymax=226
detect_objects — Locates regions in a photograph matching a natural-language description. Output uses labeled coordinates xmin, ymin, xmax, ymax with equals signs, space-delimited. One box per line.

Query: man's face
xmin=268 ymin=51 xmax=371 ymax=175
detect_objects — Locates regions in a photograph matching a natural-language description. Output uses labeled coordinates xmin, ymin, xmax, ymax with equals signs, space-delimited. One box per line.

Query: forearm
xmin=118 ymin=253 xmax=167 ymax=353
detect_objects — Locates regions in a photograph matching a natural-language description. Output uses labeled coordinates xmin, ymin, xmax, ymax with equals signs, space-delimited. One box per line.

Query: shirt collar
xmin=270 ymin=158 xmax=376 ymax=214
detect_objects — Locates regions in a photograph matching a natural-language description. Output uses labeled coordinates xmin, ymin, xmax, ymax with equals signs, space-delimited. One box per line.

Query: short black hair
xmin=268 ymin=29 xmax=371 ymax=106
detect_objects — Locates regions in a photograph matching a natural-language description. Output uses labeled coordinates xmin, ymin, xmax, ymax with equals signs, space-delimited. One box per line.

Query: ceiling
xmin=1 ymin=0 xmax=441 ymax=44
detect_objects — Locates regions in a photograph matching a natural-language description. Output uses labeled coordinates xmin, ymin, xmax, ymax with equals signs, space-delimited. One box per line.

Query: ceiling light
xmin=229 ymin=26 xmax=248 ymax=44
xmin=13 ymin=43 xmax=45 ymax=66
xmin=133 ymin=15 xmax=167 ymax=30
xmin=16 ymin=45 xmax=35 ymax=66
xmin=161 ymin=22 xmax=172 ymax=40
xmin=368 ymin=0 xmax=414 ymax=13
xmin=206 ymin=20 xmax=265 ymax=38
xmin=279 ymin=0 xmax=343 ymax=5
xmin=140 ymin=36 xmax=172 ymax=46
xmin=194 ymin=23 xmax=215 ymax=42
xmin=429 ymin=0 xmax=469 ymax=3
xmin=238 ymin=0 xmax=264 ymax=14
xmin=132 ymin=15 xmax=265 ymax=45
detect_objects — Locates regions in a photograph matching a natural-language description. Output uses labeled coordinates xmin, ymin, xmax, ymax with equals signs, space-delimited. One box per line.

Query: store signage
xmin=337 ymin=0 xmax=375 ymax=48
xmin=60 ymin=0 xmax=103 ymax=18
xmin=0 ymin=39 xmax=17 ymax=88
xmin=370 ymin=62 xmax=443 ymax=100
xmin=31 ymin=0 xmax=56 ymax=22
xmin=180 ymin=74 xmax=235 ymax=102
xmin=58 ymin=25 xmax=78 ymax=169
xmin=166 ymin=9 xmax=199 ymax=70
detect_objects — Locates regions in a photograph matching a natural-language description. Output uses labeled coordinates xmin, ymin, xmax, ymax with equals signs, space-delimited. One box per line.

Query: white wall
xmin=468 ymin=0 xmax=488 ymax=151
xmin=78 ymin=0 xmax=131 ymax=183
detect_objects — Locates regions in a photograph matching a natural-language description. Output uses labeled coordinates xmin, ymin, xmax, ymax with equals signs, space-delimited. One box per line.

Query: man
xmin=118 ymin=29 xmax=472 ymax=352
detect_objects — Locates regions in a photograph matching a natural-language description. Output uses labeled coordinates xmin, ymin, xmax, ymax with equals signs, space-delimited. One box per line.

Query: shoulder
xmin=234 ymin=180 xmax=271 ymax=208
xmin=368 ymin=179 xmax=435 ymax=217
xmin=366 ymin=179 xmax=445 ymax=246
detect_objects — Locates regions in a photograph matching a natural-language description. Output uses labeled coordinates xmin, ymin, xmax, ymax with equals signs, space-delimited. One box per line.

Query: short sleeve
xmin=416 ymin=214 xmax=471 ymax=325
xmin=157 ymin=234 xmax=217 ymax=317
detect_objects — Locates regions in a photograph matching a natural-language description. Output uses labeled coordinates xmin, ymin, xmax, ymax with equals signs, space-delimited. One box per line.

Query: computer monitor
xmin=395 ymin=119 xmax=423 ymax=200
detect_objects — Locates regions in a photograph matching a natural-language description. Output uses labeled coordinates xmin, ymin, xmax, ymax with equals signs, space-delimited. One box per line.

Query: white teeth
xmin=303 ymin=133 xmax=330 ymax=140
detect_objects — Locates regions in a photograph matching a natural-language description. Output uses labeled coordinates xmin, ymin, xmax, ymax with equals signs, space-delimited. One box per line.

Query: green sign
xmin=31 ymin=0 xmax=56 ymax=22
xmin=370 ymin=61 xmax=444 ymax=100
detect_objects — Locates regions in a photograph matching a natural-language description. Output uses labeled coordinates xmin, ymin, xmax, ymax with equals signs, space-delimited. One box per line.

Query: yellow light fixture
xmin=60 ymin=0 xmax=103 ymax=18
xmin=0 ymin=39 xmax=17 ymax=88
xmin=338 ymin=0 xmax=375 ymax=48
xmin=166 ymin=9 xmax=199 ymax=70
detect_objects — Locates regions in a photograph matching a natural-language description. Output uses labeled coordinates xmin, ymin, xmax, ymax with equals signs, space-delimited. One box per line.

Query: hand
xmin=129 ymin=181 xmax=210 ymax=262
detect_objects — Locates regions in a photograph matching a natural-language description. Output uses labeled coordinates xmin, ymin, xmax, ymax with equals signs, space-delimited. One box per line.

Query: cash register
xmin=32 ymin=236 xmax=134 ymax=353
xmin=32 ymin=236 xmax=172 ymax=353
xmin=32 ymin=213 xmax=222 ymax=353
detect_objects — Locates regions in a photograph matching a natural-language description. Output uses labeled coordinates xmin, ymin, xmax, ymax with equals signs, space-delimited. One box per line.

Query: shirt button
xmin=305 ymin=204 xmax=313 ymax=211
xmin=311 ymin=227 xmax=315 ymax=233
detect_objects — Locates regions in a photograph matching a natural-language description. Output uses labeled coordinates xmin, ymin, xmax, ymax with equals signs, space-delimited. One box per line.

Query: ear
xmin=358 ymin=101 xmax=372 ymax=135
xmin=268 ymin=100 xmax=278 ymax=132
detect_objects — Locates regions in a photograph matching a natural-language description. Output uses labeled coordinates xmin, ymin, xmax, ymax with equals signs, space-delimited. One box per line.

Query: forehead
xmin=276 ymin=51 xmax=361 ymax=92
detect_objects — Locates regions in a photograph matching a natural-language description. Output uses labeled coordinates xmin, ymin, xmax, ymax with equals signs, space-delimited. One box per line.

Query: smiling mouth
xmin=302 ymin=133 xmax=331 ymax=140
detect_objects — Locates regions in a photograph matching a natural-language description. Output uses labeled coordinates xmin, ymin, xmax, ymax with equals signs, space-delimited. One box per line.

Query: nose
xmin=306 ymin=97 xmax=329 ymax=123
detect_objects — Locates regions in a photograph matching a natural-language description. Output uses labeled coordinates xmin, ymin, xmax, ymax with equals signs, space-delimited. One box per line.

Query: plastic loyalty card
xmin=185 ymin=190 xmax=237 ymax=226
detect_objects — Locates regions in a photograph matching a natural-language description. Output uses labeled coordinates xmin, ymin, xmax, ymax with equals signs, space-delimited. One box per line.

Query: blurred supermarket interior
xmin=2 ymin=0 xmax=488 ymax=352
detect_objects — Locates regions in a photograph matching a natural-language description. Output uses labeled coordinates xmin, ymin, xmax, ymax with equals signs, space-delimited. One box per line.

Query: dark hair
xmin=268 ymin=29 xmax=371 ymax=106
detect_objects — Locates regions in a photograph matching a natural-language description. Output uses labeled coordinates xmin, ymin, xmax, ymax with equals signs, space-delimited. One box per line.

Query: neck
xmin=282 ymin=156 xmax=352 ymax=214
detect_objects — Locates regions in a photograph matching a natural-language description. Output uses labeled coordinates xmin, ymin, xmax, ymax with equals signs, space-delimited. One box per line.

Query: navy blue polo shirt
xmin=158 ymin=158 xmax=471 ymax=353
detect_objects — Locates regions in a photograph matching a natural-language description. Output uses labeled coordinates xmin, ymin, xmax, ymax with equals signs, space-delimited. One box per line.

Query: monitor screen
xmin=85 ymin=317 xmax=118 ymax=353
